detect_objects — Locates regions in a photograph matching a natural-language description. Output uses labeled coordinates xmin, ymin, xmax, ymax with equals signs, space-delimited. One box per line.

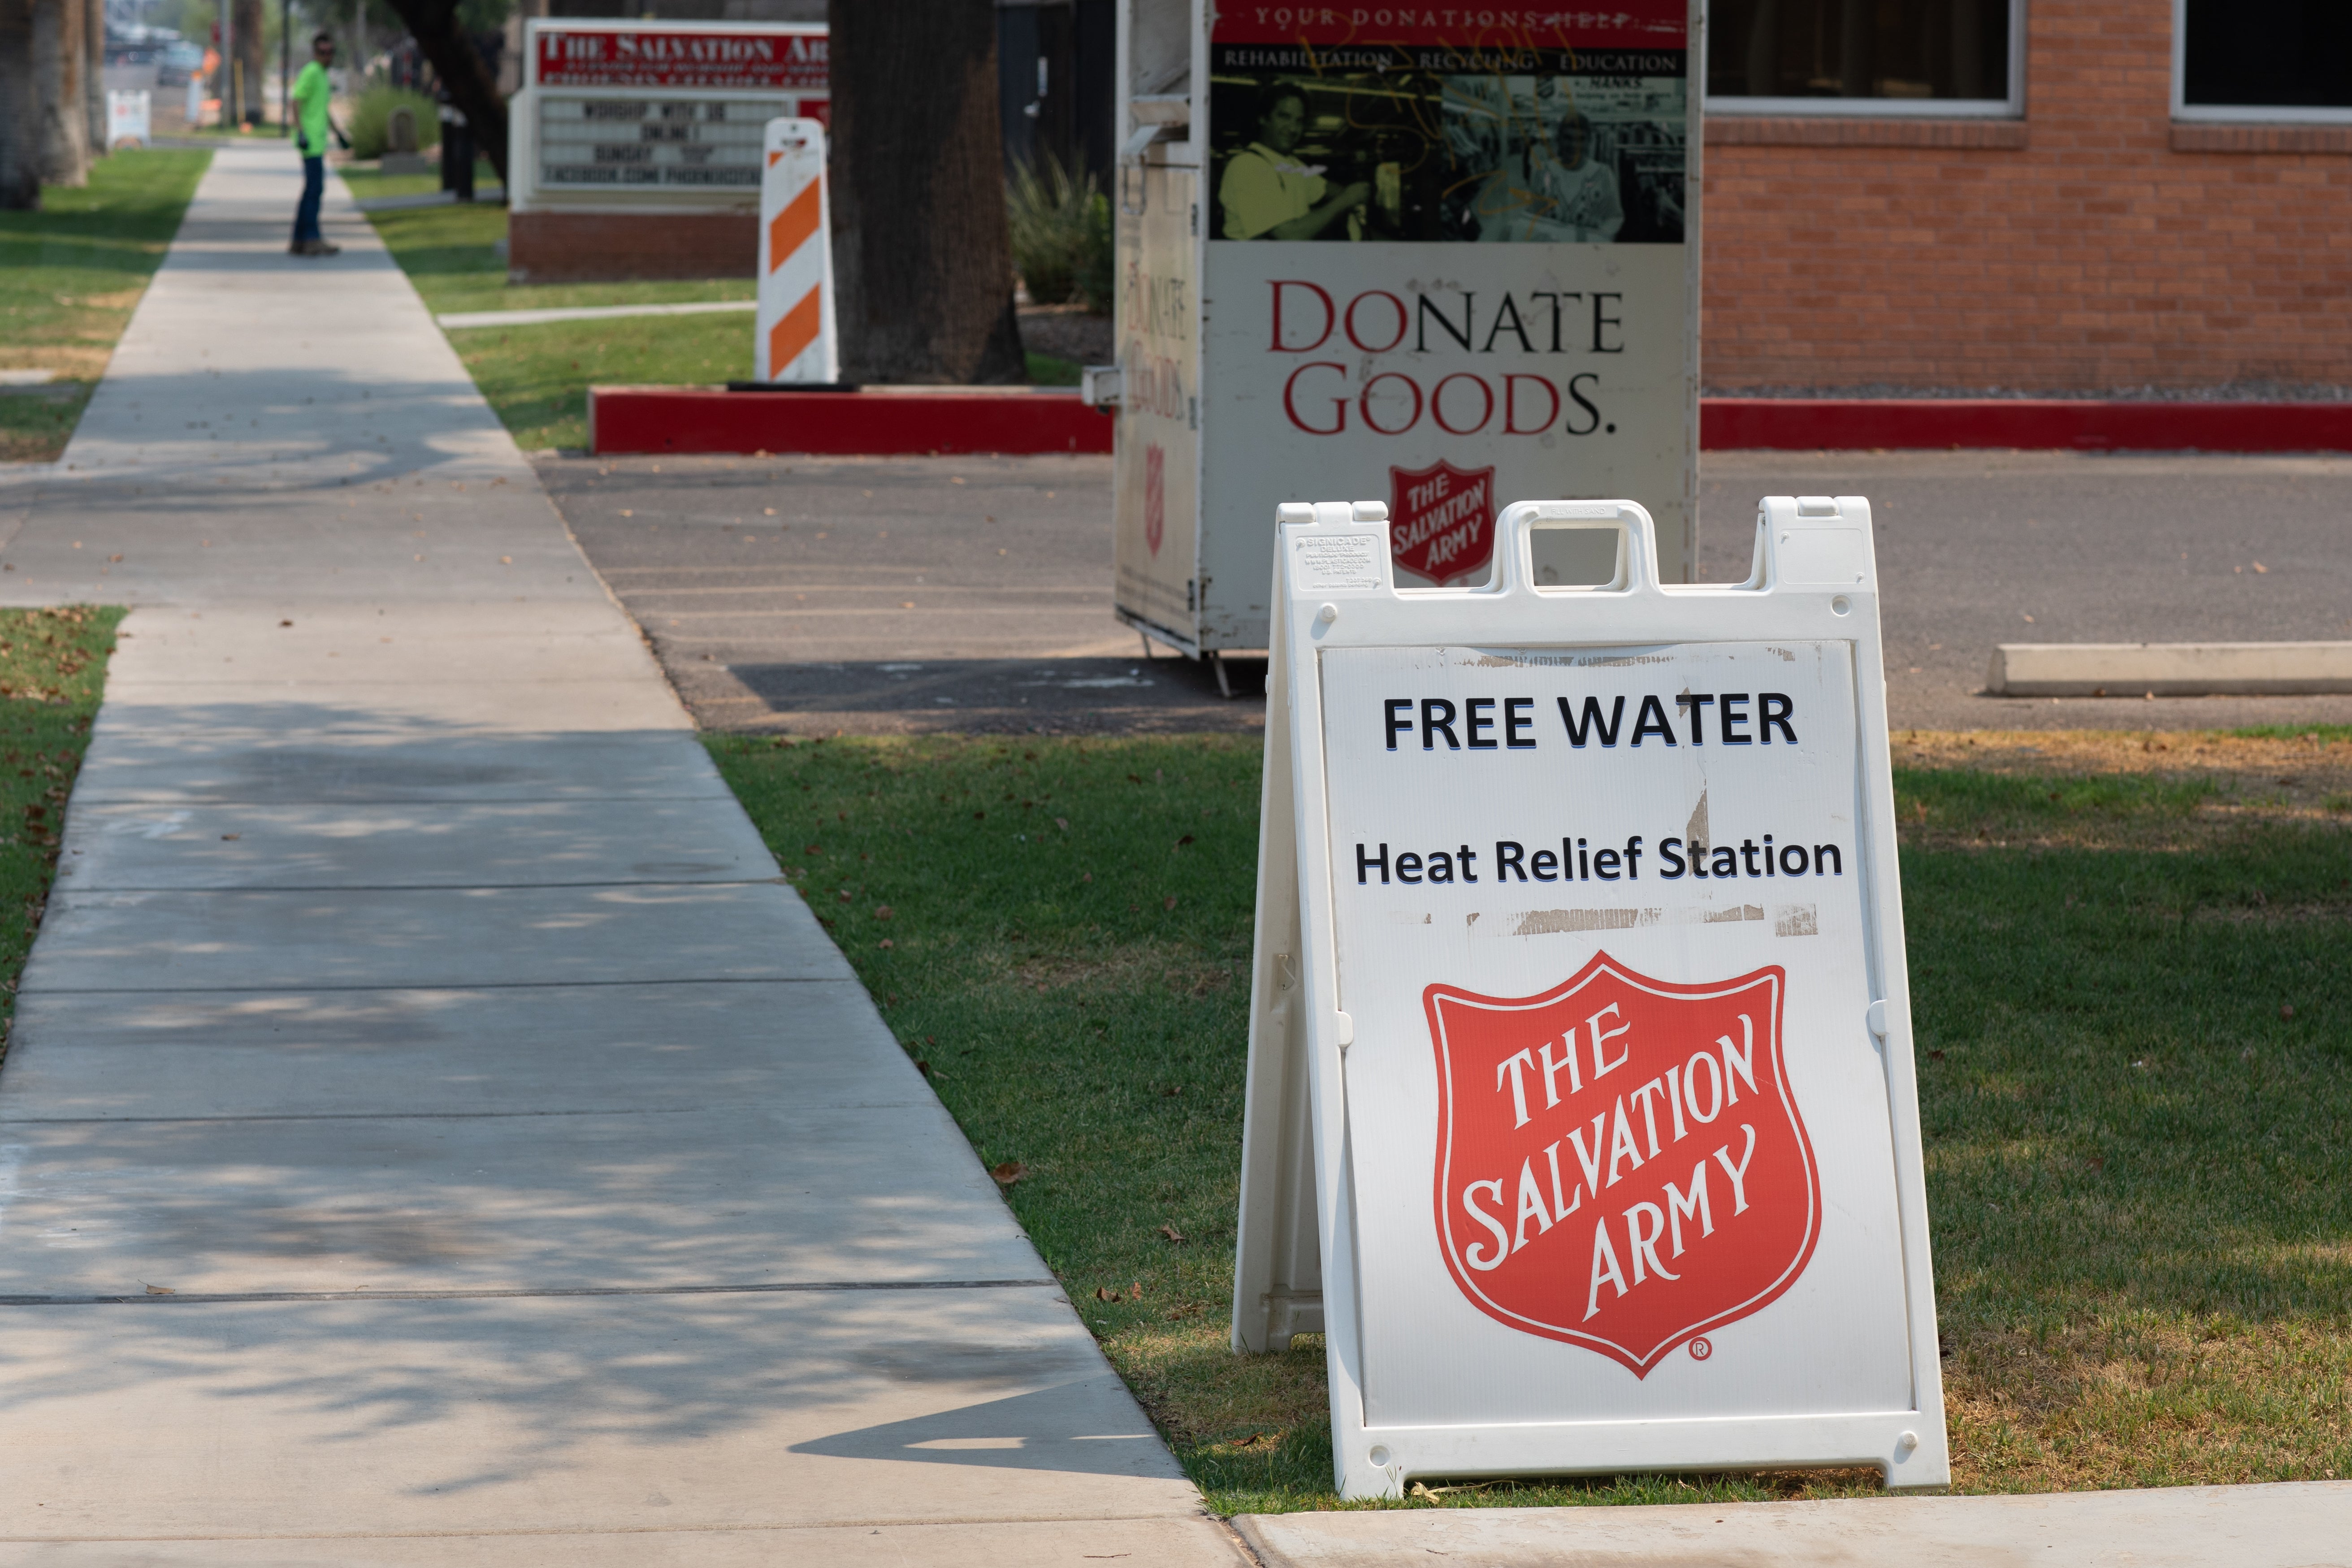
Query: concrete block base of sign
xmin=586 ymin=384 xmax=1116 ymax=456
xmin=507 ymin=208 xmax=759 ymax=283
xmin=584 ymin=393 xmax=2352 ymax=462
xmin=1236 ymin=1481 xmax=2352 ymax=1567
xmin=1989 ymin=641 xmax=2352 ymax=697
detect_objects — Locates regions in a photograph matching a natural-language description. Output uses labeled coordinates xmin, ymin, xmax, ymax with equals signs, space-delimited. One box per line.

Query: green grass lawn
xmin=349 ymin=191 xmax=754 ymax=450
xmin=0 ymin=149 xmax=210 ymax=461
xmin=337 ymin=159 xmax=502 ymax=208
xmin=351 ymin=180 xmax=1090 ymax=449
xmin=0 ymin=608 xmax=124 ymax=1037
xmin=707 ymin=730 xmax=2352 ymax=1513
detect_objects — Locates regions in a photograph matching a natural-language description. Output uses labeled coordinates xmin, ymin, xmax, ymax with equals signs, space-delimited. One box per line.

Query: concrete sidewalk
xmin=0 ymin=145 xmax=1240 ymax=1565
xmin=1238 ymin=1483 xmax=2352 ymax=1566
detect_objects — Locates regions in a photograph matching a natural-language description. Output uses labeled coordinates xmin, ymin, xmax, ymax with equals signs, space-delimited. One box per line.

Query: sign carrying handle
xmin=1490 ymin=500 xmax=1662 ymax=597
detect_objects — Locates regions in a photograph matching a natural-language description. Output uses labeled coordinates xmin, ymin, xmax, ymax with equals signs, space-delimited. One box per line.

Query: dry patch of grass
xmin=1896 ymin=729 xmax=2352 ymax=849
xmin=1013 ymin=947 xmax=1242 ymax=997
xmin=1946 ymin=1317 xmax=2352 ymax=1491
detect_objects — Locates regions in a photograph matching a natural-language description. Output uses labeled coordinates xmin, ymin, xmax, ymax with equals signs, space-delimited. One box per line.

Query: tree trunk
xmin=31 ymin=0 xmax=91 ymax=188
xmin=233 ymin=0 xmax=265 ymax=124
xmin=378 ymin=0 xmax=507 ymax=185
xmin=82 ymin=0 xmax=103 ymax=157
xmin=828 ymin=0 xmax=1025 ymax=384
xmin=0 ymin=0 xmax=40 ymax=208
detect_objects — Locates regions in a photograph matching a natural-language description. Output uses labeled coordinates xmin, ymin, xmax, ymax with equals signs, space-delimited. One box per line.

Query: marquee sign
xmin=513 ymin=20 xmax=832 ymax=225
xmin=1231 ymin=494 xmax=1949 ymax=1498
xmin=533 ymin=26 xmax=827 ymax=91
xmin=536 ymin=96 xmax=772 ymax=190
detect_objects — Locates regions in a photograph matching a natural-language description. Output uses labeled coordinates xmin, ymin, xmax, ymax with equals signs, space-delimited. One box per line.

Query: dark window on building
xmin=1707 ymin=0 xmax=2011 ymax=103
xmin=2183 ymin=0 xmax=2352 ymax=110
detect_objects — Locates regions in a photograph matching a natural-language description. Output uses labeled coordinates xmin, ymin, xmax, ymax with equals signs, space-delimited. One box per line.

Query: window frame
xmin=1701 ymin=0 xmax=2027 ymax=120
xmin=2171 ymin=0 xmax=2352 ymax=125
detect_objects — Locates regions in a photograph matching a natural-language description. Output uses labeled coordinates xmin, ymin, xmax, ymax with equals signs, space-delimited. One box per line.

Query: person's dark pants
xmin=292 ymin=154 xmax=324 ymax=247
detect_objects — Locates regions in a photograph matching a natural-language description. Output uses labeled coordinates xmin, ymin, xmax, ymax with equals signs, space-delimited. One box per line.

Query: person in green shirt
xmin=290 ymin=33 xmax=342 ymax=256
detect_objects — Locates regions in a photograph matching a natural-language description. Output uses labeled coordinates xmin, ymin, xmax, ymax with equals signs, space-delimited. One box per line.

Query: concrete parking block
xmin=1989 ymin=640 xmax=2352 ymax=697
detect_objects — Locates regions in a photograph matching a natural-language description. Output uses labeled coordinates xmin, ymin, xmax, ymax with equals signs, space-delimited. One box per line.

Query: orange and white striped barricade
xmin=755 ymin=117 xmax=838 ymax=385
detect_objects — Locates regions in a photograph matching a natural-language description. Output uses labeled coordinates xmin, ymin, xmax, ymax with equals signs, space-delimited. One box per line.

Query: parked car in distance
xmin=157 ymin=40 xmax=205 ymax=86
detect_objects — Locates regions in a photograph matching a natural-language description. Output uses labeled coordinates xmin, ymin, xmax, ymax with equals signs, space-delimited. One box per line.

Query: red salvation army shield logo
xmin=1426 ymin=953 xmax=1821 ymax=1375
xmin=1388 ymin=460 xmax=1494 ymax=585
xmin=1143 ymin=442 xmax=1166 ymax=557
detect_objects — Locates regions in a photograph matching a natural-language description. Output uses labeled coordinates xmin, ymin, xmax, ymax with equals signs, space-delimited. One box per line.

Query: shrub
xmin=1078 ymin=191 xmax=1113 ymax=315
xmin=347 ymin=83 xmax=440 ymax=162
xmin=1008 ymin=153 xmax=1110 ymax=311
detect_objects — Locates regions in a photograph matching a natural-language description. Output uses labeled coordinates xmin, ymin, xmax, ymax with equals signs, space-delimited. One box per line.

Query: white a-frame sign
xmin=1232 ymin=496 xmax=1948 ymax=1500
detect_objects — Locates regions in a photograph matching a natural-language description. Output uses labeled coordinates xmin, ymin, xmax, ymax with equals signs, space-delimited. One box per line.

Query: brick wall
xmin=1701 ymin=0 xmax=2352 ymax=391
xmin=507 ymin=211 xmax=758 ymax=285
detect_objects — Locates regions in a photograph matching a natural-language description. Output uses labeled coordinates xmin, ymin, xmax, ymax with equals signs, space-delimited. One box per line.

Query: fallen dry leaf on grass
xmin=1158 ymin=1224 xmax=1185 ymax=1244
xmin=989 ymin=1161 xmax=1027 ymax=1187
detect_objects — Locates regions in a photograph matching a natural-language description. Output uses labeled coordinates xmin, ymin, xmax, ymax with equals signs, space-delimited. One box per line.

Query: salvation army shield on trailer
xmin=1232 ymin=496 xmax=1947 ymax=1499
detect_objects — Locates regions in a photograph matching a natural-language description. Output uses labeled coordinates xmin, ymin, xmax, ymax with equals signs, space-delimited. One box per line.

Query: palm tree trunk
xmin=83 ymin=0 xmax=104 ymax=157
xmin=827 ymin=0 xmax=1026 ymax=383
xmin=31 ymin=0 xmax=91 ymax=189
xmin=0 ymin=0 xmax=42 ymax=208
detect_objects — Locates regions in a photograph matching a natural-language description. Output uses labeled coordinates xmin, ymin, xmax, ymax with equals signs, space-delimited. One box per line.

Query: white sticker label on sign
xmin=1292 ymin=534 xmax=1384 ymax=593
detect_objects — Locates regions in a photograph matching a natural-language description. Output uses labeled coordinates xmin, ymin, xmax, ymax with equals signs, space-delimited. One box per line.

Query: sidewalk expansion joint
xmin=50 ymin=877 xmax=790 ymax=895
xmin=51 ymin=876 xmax=791 ymax=894
xmin=0 ymin=1279 xmax=1061 ymax=1307
xmin=20 ymin=975 xmax=852 ymax=995
xmin=63 ymin=794 xmax=745 ymax=810
xmin=0 ymin=1103 xmax=936 ymax=1123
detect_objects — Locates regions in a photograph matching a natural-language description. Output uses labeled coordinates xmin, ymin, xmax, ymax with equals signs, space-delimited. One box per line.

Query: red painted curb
xmin=1701 ymin=398 xmax=2352 ymax=453
xmin=588 ymin=385 xmax=1113 ymax=456
xmin=587 ymin=387 xmax=2352 ymax=458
